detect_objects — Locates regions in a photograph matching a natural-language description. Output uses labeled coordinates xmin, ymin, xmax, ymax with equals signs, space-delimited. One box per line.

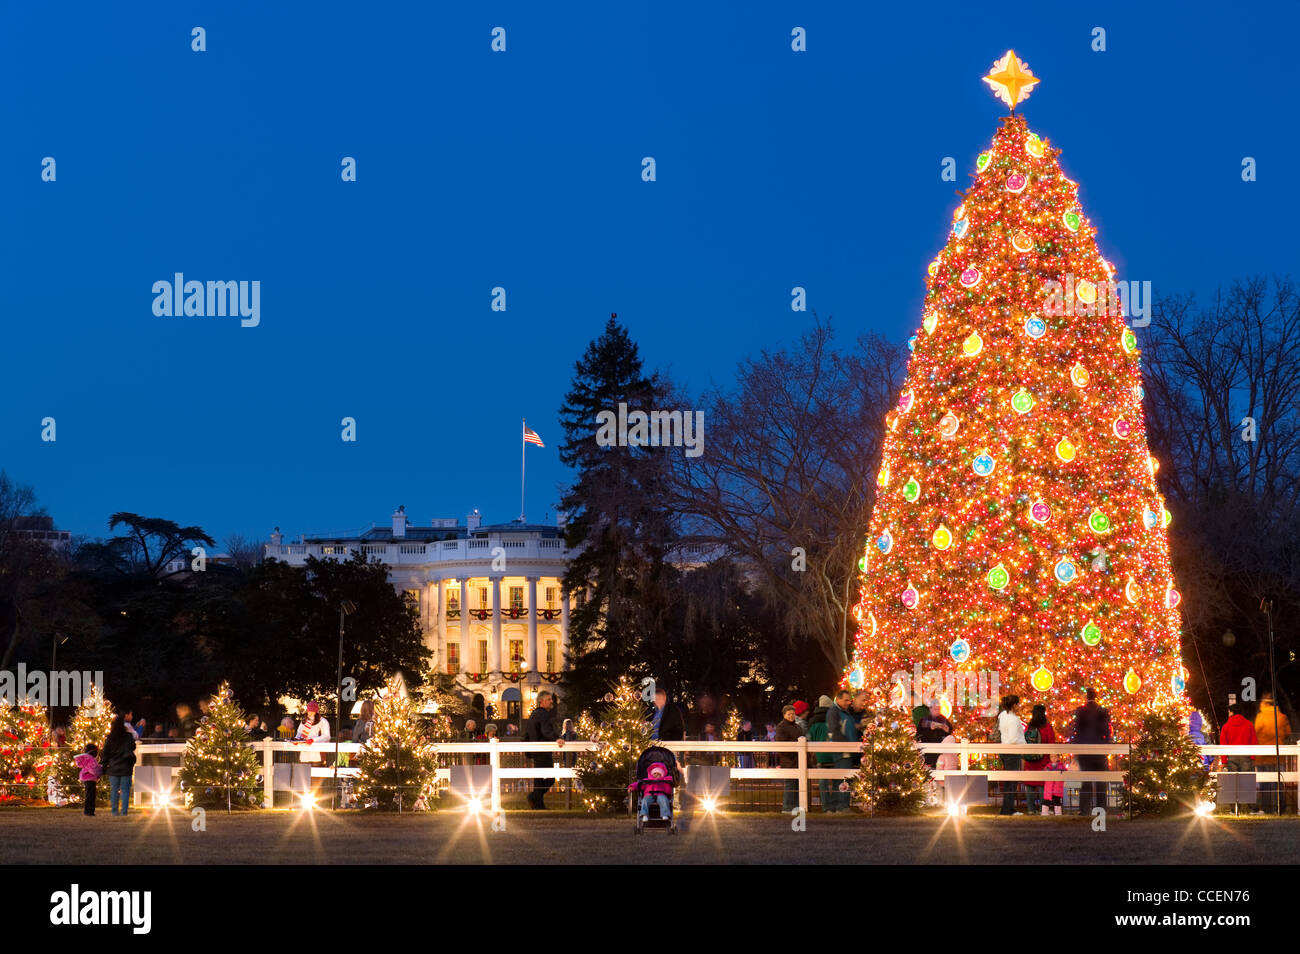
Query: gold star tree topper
xmin=983 ymin=50 xmax=1039 ymax=111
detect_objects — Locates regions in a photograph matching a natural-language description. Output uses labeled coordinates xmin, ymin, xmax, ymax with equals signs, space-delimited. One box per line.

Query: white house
xmin=264 ymin=507 xmax=572 ymax=723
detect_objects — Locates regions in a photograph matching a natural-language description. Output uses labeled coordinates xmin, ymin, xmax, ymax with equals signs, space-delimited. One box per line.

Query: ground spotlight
xmin=1194 ymin=801 xmax=1215 ymax=817
xmin=299 ymin=793 xmax=316 ymax=811
xmin=702 ymin=797 xmax=717 ymax=813
xmin=947 ymin=802 xmax=962 ymax=817
xmin=466 ymin=796 xmax=483 ymax=815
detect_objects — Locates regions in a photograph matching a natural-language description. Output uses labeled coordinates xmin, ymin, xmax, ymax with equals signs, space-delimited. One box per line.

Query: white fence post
xmin=489 ymin=739 xmax=502 ymax=817
xmin=263 ymin=740 xmax=274 ymax=808
xmin=798 ymin=736 xmax=809 ymax=813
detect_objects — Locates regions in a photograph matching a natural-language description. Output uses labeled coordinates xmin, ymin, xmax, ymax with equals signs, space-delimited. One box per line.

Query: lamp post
xmin=1261 ymin=599 xmax=1282 ymax=816
xmin=334 ymin=600 xmax=358 ymax=810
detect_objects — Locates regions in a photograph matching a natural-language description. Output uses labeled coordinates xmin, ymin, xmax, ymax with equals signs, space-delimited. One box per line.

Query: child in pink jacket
xmin=73 ymin=743 xmax=102 ymax=816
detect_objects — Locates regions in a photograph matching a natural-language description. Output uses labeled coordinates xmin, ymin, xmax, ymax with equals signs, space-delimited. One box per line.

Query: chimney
xmin=270 ymin=526 xmax=282 ymax=546
xmin=467 ymin=509 xmax=481 ymax=533
xmin=392 ymin=506 xmax=407 ymax=539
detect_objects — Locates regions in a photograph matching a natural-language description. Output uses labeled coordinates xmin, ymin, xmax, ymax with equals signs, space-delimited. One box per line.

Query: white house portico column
xmin=435 ymin=579 xmax=447 ymax=672
xmin=560 ymin=586 xmax=571 ymax=670
xmin=526 ymin=576 xmax=539 ymax=672
xmin=490 ymin=577 xmax=503 ymax=673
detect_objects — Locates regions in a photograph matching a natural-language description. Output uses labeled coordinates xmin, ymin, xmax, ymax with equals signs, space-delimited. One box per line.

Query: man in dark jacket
xmin=775 ymin=705 xmax=803 ymax=811
xmin=1071 ymin=688 xmax=1112 ymax=815
xmin=825 ymin=690 xmax=860 ymax=812
xmin=648 ymin=688 xmax=684 ymax=742
xmin=524 ymin=691 xmax=558 ymax=809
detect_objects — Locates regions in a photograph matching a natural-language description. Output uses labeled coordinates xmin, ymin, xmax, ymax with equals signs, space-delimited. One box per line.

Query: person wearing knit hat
xmin=818 ymin=695 xmax=834 ymax=709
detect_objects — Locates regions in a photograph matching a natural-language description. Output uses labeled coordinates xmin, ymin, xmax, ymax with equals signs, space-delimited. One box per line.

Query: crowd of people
xmin=58 ymin=684 xmax=1297 ymax=816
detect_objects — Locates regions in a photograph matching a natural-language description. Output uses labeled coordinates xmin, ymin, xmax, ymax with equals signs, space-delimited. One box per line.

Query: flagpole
xmin=520 ymin=418 xmax=526 ymax=522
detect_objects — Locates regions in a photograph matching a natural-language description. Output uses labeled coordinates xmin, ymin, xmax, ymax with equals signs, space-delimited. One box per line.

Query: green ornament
xmin=1089 ymin=508 xmax=1111 ymax=534
xmin=1081 ymin=621 xmax=1102 ymax=646
xmin=987 ymin=563 xmax=1010 ymax=590
xmin=902 ymin=478 xmax=921 ymax=502
xmin=976 ymin=153 xmax=991 ymax=172
xmin=1011 ymin=389 xmax=1035 ymax=414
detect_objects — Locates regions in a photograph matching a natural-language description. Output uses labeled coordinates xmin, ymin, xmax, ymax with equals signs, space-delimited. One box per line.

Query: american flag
xmin=523 ymin=425 xmax=544 ymax=447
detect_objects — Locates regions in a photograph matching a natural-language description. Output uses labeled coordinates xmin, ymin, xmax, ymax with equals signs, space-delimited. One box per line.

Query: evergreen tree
xmin=54 ymin=683 xmax=114 ymax=807
xmin=851 ymin=708 xmax=929 ymax=815
xmin=575 ymin=675 xmax=653 ymax=813
xmin=0 ymin=704 xmax=55 ymax=801
xmin=1125 ymin=705 xmax=1215 ymax=816
xmin=355 ymin=679 xmax=440 ymax=811
xmin=846 ymin=56 xmax=1189 ymax=742
xmin=558 ymin=315 xmax=679 ymax=709
xmin=179 ymin=682 xmax=262 ymax=811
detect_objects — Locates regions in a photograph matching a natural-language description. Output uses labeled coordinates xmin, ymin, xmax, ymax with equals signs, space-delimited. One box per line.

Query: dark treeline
xmin=0 ymin=500 xmax=426 ymax=725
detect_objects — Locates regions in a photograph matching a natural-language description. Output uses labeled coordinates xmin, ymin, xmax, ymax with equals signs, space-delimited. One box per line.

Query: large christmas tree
xmin=846 ymin=52 xmax=1188 ymax=743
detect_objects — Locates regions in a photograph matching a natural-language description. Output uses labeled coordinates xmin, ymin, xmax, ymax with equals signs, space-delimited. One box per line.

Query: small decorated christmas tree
xmin=1125 ymin=706 xmax=1215 ymax=816
xmin=355 ymin=679 xmax=439 ymax=811
xmin=719 ymin=705 xmax=743 ymax=768
xmin=55 ymin=683 xmax=114 ymax=807
xmin=179 ymin=683 xmax=262 ymax=811
xmin=0 ymin=704 xmax=56 ymax=802
xmin=851 ymin=708 xmax=930 ymax=815
xmin=575 ymin=675 xmax=652 ymax=813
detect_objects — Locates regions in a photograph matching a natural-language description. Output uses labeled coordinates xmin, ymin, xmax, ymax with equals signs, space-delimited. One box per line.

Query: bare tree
xmin=223 ymin=533 xmax=264 ymax=570
xmin=667 ymin=319 xmax=905 ymax=673
xmin=1142 ymin=277 xmax=1300 ymax=712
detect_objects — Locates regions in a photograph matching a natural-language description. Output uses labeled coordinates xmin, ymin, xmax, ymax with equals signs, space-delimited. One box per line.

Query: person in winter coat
xmin=1255 ymin=694 xmax=1292 ymax=813
xmin=1187 ymin=710 xmax=1213 ymax=768
xmin=99 ymin=715 xmax=137 ymax=816
xmin=1070 ymin=688 xmax=1112 ymax=815
xmin=296 ymin=701 xmax=331 ymax=761
xmin=826 ymin=690 xmax=861 ymax=813
xmin=806 ymin=697 xmax=834 ymax=811
xmin=736 ymin=718 xmax=756 ymax=769
xmin=524 ymin=691 xmax=559 ymax=809
xmin=1022 ymin=704 xmax=1056 ymax=815
xmin=792 ymin=700 xmax=810 ymax=735
xmin=352 ymin=700 xmax=375 ymax=747
xmin=648 ymin=688 xmax=685 ymax=743
xmin=1219 ymin=703 xmax=1258 ymax=771
xmin=775 ymin=705 xmax=804 ymax=812
xmin=997 ymin=695 xmax=1026 ymax=815
xmin=73 ymin=743 xmax=102 ymax=815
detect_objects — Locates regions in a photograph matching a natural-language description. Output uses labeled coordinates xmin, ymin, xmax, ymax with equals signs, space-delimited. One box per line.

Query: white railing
xmin=121 ymin=740 xmax=1300 ymax=814
xmin=265 ymin=539 xmax=572 ymax=566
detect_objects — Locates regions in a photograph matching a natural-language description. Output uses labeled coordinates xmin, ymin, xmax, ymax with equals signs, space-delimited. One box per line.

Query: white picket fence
xmin=115 ymin=739 xmax=1300 ymax=812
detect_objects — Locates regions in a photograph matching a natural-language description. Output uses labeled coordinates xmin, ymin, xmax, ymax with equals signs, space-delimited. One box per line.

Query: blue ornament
xmin=907 ymin=335 xmax=918 ymax=351
xmin=1142 ymin=508 xmax=1159 ymax=529
xmin=950 ymin=638 xmax=970 ymax=664
xmin=953 ymin=218 xmax=969 ymax=239
xmin=876 ymin=530 xmax=894 ymax=555
xmin=1024 ymin=317 xmax=1046 ymax=339
xmin=848 ymin=667 xmax=865 ymax=690
xmin=1171 ymin=672 xmax=1186 ymax=694
xmin=1054 ymin=559 xmax=1076 ymax=584
xmin=972 ymin=453 xmax=996 ymax=477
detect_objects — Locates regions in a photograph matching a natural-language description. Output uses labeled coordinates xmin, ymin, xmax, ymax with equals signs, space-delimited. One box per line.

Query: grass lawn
xmin=3 ymin=806 xmax=1299 ymax=864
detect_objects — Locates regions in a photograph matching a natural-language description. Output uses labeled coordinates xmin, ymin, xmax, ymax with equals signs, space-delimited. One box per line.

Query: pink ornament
xmin=898 ymin=389 xmax=914 ymax=413
xmin=960 ymin=267 xmax=981 ymax=288
xmin=1006 ymin=173 xmax=1027 ymax=193
xmin=1029 ymin=501 xmax=1050 ymax=524
xmin=901 ymin=584 xmax=919 ymax=609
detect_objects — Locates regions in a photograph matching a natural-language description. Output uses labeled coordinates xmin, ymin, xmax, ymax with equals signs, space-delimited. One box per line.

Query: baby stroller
xmin=629 ymin=745 xmax=681 ymax=835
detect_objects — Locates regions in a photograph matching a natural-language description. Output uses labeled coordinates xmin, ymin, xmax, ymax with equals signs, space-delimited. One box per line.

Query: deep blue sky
xmin=2 ymin=2 xmax=1296 ymax=546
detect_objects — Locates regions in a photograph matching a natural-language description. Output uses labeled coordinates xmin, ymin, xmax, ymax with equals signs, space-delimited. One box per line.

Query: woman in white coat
xmin=295 ymin=701 xmax=331 ymax=800
xmin=996 ymin=695 xmax=1026 ymax=815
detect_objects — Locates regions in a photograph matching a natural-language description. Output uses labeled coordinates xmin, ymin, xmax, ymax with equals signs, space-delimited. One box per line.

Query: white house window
xmin=545 ymin=640 xmax=557 ymax=672
xmin=545 ymin=586 xmax=558 ymax=608
xmin=509 ymin=586 xmax=524 ymax=611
